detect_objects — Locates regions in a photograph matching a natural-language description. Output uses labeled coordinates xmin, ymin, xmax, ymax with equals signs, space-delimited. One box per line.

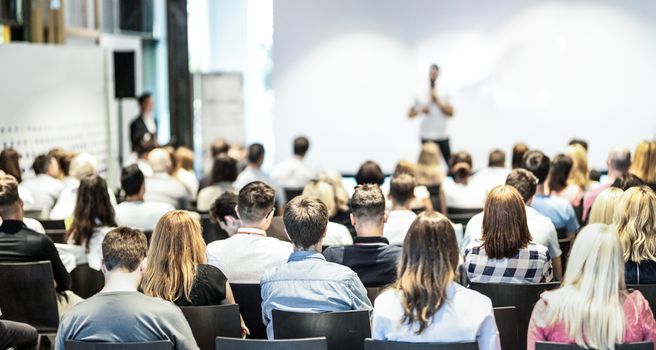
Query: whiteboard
xmin=200 ymin=72 xmax=245 ymax=153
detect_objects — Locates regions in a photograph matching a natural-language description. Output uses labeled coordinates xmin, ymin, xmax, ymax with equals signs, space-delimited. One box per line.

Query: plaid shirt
xmin=464 ymin=239 xmax=553 ymax=284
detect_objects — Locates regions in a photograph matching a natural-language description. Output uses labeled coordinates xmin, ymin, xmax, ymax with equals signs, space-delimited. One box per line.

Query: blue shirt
xmin=260 ymin=250 xmax=373 ymax=339
xmin=530 ymin=194 xmax=580 ymax=232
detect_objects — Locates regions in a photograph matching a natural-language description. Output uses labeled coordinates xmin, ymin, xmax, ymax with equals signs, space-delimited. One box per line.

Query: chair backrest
xmin=284 ymin=188 xmax=304 ymax=203
xmin=272 ymin=309 xmax=371 ymax=350
xmin=363 ymin=339 xmax=478 ymax=350
xmin=366 ymin=287 xmax=386 ymax=304
xmin=493 ymin=306 xmax=519 ymax=350
xmin=64 ymin=340 xmax=173 ymax=350
xmin=425 ymin=185 xmax=442 ymax=214
xmin=179 ymin=304 xmax=241 ymax=350
xmin=199 ymin=212 xmax=228 ymax=245
xmin=0 ymin=261 xmax=59 ymax=331
xmin=265 ymin=217 xmax=291 ymax=243
xmin=70 ymin=263 xmax=105 ymax=299
xmin=39 ymin=219 xmax=66 ymax=230
xmin=216 ymin=336 xmax=327 ymax=350
xmin=446 ymin=208 xmax=482 ymax=227
xmin=627 ymin=285 xmax=656 ymax=312
xmin=536 ymin=341 xmax=653 ymax=350
xmin=230 ymin=284 xmax=267 ymax=339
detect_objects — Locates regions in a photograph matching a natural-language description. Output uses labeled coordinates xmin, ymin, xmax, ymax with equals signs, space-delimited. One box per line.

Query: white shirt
xmin=66 ymin=226 xmax=114 ymax=271
xmin=383 ymin=210 xmax=417 ymax=245
xmin=323 ymin=222 xmax=353 ymax=247
xmin=270 ymin=157 xmax=316 ymax=189
xmin=175 ymin=169 xmax=199 ymax=200
xmin=372 ymin=284 xmax=500 ymax=350
xmin=115 ymin=200 xmax=175 ymax=231
xmin=234 ymin=166 xmax=286 ymax=204
xmin=442 ymin=178 xmax=486 ymax=209
xmin=206 ymin=228 xmax=294 ymax=283
xmin=196 ymin=182 xmax=235 ymax=212
xmin=471 ymin=167 xmax=510 ymax=195
xmin=144 ymin=172 xmax=189 ymax=209
xmin=418 ymin=89 xmax=451 ymax=140
xmin=462 ymin=206 xmax=562 ymax=258
xmin=20 ymin=174 xmax=64 ymax=210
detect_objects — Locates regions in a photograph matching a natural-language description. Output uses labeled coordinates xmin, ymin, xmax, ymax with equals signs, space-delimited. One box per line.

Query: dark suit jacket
xmin=129 ymin=115 xmax=157 ymax=151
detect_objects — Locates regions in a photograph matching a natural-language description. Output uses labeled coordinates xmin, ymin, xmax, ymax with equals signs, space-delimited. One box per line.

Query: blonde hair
xmin=614 ymin=186 xmax=656 ymax=264
xmin=588 ymin=187 xmax=624 ymax=225
xmin=303 ymin=180 xmax=337 ymax=217
xmin=564 ymin=144 xmax=589 ymax=190
xmin=316 ymin=170 xmax=349 ymax=212
xmin=141 ymin=210 xmax=207 ymax=302
xmin=545 ymin=224 xmax=626 ymax=349
xmin=630 ymin=141 xmax=656 ymax=184
xmin=69 ymin=153 xmax=98 ymax=180
xmin=174 ymin=147 xmax=194 ymax=172
xmin=416 ymin=142 xmax=444 ymax=186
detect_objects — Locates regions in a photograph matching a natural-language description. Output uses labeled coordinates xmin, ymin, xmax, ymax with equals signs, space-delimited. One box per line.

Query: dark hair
xmin=482 ymin=186 xmax=532 ymax=259
xmin=209 ymin=154 xmax=239 ymax=185
xmin=488 ymin=149 xmax=505 ymax=168
xmin=135 ymin=138 xmax=157 ymax=157
xmin=49 ymin=148 xmax=73 ymax=176
xmin=210 ymin=191 xmax=238 ymax=224
xmin=430 ymin=63 xmax=439 ymax=70
xmin=238 ymin=181 xmax=275 ymax=223
xmin=293 ymin=136 xmax=310 ymax=157
xmin=247 ymin=143 xmax=265 ymax=164
xmin=449 ymin=151 xmax=472 ymax=168
xmin=102 ymin=227 xmax=148 ymax=272
xmin=547 ymin=154 xmax=573 ymax=193
xmin=32 ymin=154 xmax=53 ymax=175
xmin=211 ymin=140 xmax=230 ymax=157
xmin=609 ymin=148 xmax=632 ymax=173
xmin=511 ymin=143 xmax=529 ymax=169
xmin=0 ymin=174 xmax=20 ymax=208
xmin=121 ymin=164 xmax=144 ymax=196
xmin=612 ymin=173 xmax=644 ymax=191
xmin=390 ymin=174 xmax=415 ymax=205
xmin=351 ymin=184 xmax=386 ymax=223
xmin=522 ymin=150 xmax=550 ymax=184
xmin=284 ymin=196 xmax=328 ymax=249
xmin=138 ymin=93 xmax=152 ymax=106
xmin=450 ymin=151 xmax=473 ymax=183
xmin=505 ymin=169 xmax=538 ymax=203
xmin=569 ymin=138 xmax=588 ymax=151
xmin=68 ymin=175 xmax=118 ymax=248
xmin=0 ymin=148 xmax=21 ymax=182
xmin=355 ymin=161 xmax=385 ymax=186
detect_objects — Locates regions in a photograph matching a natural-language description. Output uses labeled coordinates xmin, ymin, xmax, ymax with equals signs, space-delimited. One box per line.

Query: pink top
xmin=527 ymin=290 xmax=656 ymax=350
xmin=582 ymin=182 xmax=611 ymax=222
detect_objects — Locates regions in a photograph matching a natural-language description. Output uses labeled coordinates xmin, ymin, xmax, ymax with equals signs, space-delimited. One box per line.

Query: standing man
xmin=130 ymin=93 xmax=157 ymax=151
xmin=408 ymin=64 xmax=454 ymax=165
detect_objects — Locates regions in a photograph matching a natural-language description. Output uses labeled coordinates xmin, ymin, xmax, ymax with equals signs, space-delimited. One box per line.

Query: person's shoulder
xmin=145 ymin=201 xmax=176 ymax=212
xmin=526 ymin=241 xmax=550 ymax=256
xmin=373 ymin=288 xmax=403 ymax=311
xmin=197 ymin=263 xmax=227 ymax=280
xmin=454 ymin=283 xmax=493 ymax=309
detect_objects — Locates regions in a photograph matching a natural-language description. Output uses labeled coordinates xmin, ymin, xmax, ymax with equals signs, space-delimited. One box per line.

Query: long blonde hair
xmin=630 ymin=141 xmax=656 ymax=184
xmin=141 ymin=210 xmax=207 ymax=302
xmin=614 ymin=186 xmax=656 ymax=264
xmin=545 ymin=224 xmax=626 ymax=349
xmin=416 ymin=142 xmax=444 ymax=186
xmin=564 ymin=144 xmax=590 ymax=190
xmin=316 ymin=170 xmax=349 ymax=212
xmin=588 ymin=187 xmax=624 ymax=225
xmin=303 ymin=180 xmax=337 ymax=217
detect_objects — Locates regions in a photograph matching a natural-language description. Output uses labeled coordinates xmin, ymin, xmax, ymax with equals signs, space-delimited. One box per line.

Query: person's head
xmin=394 ymin=160 xmax=417 ymax=177
xmin=418 ymin=142 xmax=441 ymax=167
xmin=511 ymin=143 xmax=529 ymax=169
xmin=611 ymin=173 xmax=644 ymax=191
xmin=547 ymin=154 xmax=573 ymax=193
xmin=148 ymin=148 xmax=173 ymax=174
xmin=32 ymin=154 xmax=59 ymax=177
xmin=209 ymin=154 xmax=239 ymax=185
xmin=350 ymin=184 xmax=387 ymax=234
xmin=488 ymin=149 xmax=505 ymax=168
xmin=284 ymin=196 xmax=328 ymax=251
xmin=135 ymin=138 xmax=157 ymax=159
xmin=293 ymin=136 xmax=310 ymax=157
xmin=505 ymin=168 xmax=538 ymax=204
xmin=614 ymin=186 xmax=656 ymax=264
xmin=68 ymin=175 xmax=117 ymax=248
xmin=121 ymin=164 xmax=145 ymax=199
xmin=210 ymin=139 xmax=230 ymax=158
xmin=69 ymin=153 xmax=98 ymax=180
xmin=0 ymin=174 xmax=22 ymax=219
xmin=564 ymin=144 xmax=590 ymax=190
xmin=355 ymin=160 xmax=385 ymax=186
xmin=237 ymin=181 xmax=276 ymax=228
xmin=209 ymin=191 xmax=240 ymax=235
xmin=247 ymin=143 xmax=265 ymax=167
xmin=316 ymin=170 xmax=349 ymax=213
xmin=173 ymin=147 xmax=194 ymax=172
xmin=545 ymin=224 xmax=625 ymax=350
xmin=141 ymin=211 xmax=206 ymax=302
xmin=588 ymin=187 xmax=625 ymax=225
xmin=630 ymin=141 xmax=656 ymax=184
xmin=303 ymin=180 xmax=337 ymax=217
xmin=138 ymin=93 xmax=153 ymax=114
xmin=522 ymin=150 xmax=550 ymax=184
xmin=607 ymin=147 xmax=631 ymax=178
xmin=568 ymin=138 xmax=588 ymax=151
xmin=429 ymin=63 xmax=439 ymax=81
xmin=390 ymin=174 xmax=415 ymax=208
xmin=482 ymin=185 xmax=531 ymax=259
xmin=101 ymin=227 xmax=148 ymax=282
xmin=395 ymin=211 xmax=458 ymax=334
xmin=48 ymin=148 xmax=74 ymax=178
xmin=0 ymin=148 xmax=21 ymax=183
xmin=450 ymin=151 xmax=473 ymax=184
xmin=416 ymin=143 xmax=444 ymax=185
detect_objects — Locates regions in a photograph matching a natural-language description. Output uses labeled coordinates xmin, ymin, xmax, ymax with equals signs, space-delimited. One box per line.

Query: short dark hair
xmin=211 ymin=140 xmax=230 ymax=157
xmin=547 ymin=154 xmax=573 ymax=193
xmin=449 ymin=151 xmax=472 ymax=168
xmin=612 ymin=173 xmax=644 ymax=191
xmin=209 ymin=154 xmax=239 ymax=185
xmin=355 ymin=161 xmax=385 ymax=186
xmin=0 ymin=174 xmax=20 ymax=208
xmin=609 ymin=148 xmax=631 ymax=173
xmin=569 ymin=138 xmax=588 ymax=151
xmin=351 ymin=184 xmax=386 ymax=223
xmin=210 ymin=191 xmax=238 ymax=224
xmin=247 ymin=143 xmax=265 ymax=164
xmin=238 ymin=181 xmax=275 ymax=223
xmin=32 ymin=154 xmax=52 ymax=175
xmin=390 ymin=174 xmax=415 ymax=205
xmin=121 ymin=164 xmax=144 ymax=196
xmin=505 ymin=169 xmax=538 ymax=203
xmin=283 ymin=196 xmax=328 ymax=249
xmin=101 ymin=227 xmax=148 ymax=272
xmin=293 ymin=136 xmax=310 ymax=157
xmin=488 ymin=149 xmax=505 ymax=168
xmin=430 ymin=63 xmax=439 ymax=70
xmin=138 ymin=93 xmax=151 ymax=106
xmin=522 ymin=150 xmax=550 ymax=184
xmin=511 ymin=143 xmax=529 ymax=169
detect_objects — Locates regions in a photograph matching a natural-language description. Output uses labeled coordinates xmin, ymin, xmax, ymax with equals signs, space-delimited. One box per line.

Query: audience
xmin=324 ymin=184 xmax=401 ymax=287
xmin=173 ymin=147 xmax=199 ymax=200
xmin=511 ymin=143 xmax=529 ymax=169
xmin=527 ymin=224 xmax=656 ymax=350
xmin=392 ymin=160 xmax=434 ymax=212
xmin=301 ymin=179 xmax=353 ymax=246
xmin=233 ymin=143 xmax=285 ymax=207
xmin=547 ymin=154 xmax=583 ymax=207
xmin=206 ymin=181 xmax=293 ymax=283
xmin=144 ymin=148 xmax=189 ymax=209
xmin=442 ymin=151 xmax=486 ymax=209
xmin=271 ymin=136 xmax=316 ymax=190
xmin=202 ymin=139 xmax=230 ymax=183
xmin=115 ymin=165 xmax=174 ymax=231
xmin=261 ymin=196 xmax=372 ymax=339
xmin=464 ymin=185 xmax=553 ymax=283
xmin=415 ymin=143 xmax=446 ymax=212
xmin=20 ymin=154 xmax=64 ymax=213
xmin=630 ymin=140 xmax=656 ymax=191
xmin=55 ymin=227 xmax=199 ymax=350
xmin=587 ymin=187 xmax=624 ymax=225
xmin=209 ymin=191 xmax=240 ymax=236
xmin=196 ymin=154 xmax=238 ymax=211
xmin=582 ymin=147 xmax=631 ymax=221
xmin=0 ymin=318 xmax=37 ymax=350
xmin=383 ymin=174 xmax=418 ymax=245
xmin=471 ymin=149 xmax=510 ymax=194
xmin=372 ymin=212 xmax=500 ymax=349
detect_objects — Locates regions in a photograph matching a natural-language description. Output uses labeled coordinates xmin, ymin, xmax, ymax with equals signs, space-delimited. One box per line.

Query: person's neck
xmin=356 ymin=225 xmax=384 ymax=238
xmin=607 ymin=170 xmax=622 ymax=183
xmin=293 ymin=245 xmax=321 ymax=253
xmin=391 ymin=202 xmax=412 ymax=211
xmin=293 ymin=155 xmax=304 ymax=161
xmin=101 ymin=271 xmax=141 ymax=293
xmin=240 ymin=223 xmax=269 ymax=232
xmin=248 ymin=163 xmax=261 ymax=170
xmin=0 ymin=210 xmax=22 ymax=222
xmin=125 ymin=194 xmax=144 ymax=202
xmin=534 ymin=184 xmax=546 ymax=195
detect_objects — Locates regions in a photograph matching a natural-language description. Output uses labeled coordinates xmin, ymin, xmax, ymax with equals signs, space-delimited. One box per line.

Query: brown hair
xmin=630 ymin=141 xmax=656 ymax=184
xmin=0 ymin=148 xmax=21 ymax=183
xmin=102 ymin=227 xmax=148 ymax=272
xmin=481 ymin=185 xmax=532 ymax=259
xmin=209 ymin=154 xmax=239 ymax=185
xmin=238 ymin=181 xmax=276 ymax=223
xmin=512 ymin=143 xmax=529 ymax=169
xmin=68 ymin=175 xmax=117 ymax=249
xmin=351 ymin=184 xmax=386 ymax=223
xmin=283 ymin=196 xmax=328 ymax=249
xmin=488 ymin=149 xmax=506 ymax=168
xmin=390 ymin=174 xmax=415 ymax=205
xmin=395 ymin=211 xmax=458 ymax=334
xmin=174 ymin=146 xmax=194 ymax=172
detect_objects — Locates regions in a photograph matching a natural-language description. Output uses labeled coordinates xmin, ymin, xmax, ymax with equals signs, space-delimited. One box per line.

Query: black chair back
xmin=627 ymin=285 xmax=656 ymax=312
xmin=216 ymin=337 xmax=327 ymax=350
xmin=71 ymin=263 xmax=104 ymax=299
xmin=446 ymin=208 xmax=482 ymax=227
xmin=230 ymin=284 xmax=267 ymax=339
xmin=366 ymin=287 xmax=386 ymax=304
xmin=536 ymin=341 xmax=653 ymax=349
xmin=364 ymin=339 xmax=478 ymax=350
xmin=493 ymin=306 xmax=518 ymax=350
xmin=284 ymin=188 xmax=304 ymax=203
xmin=64 ymin=340 xmax=173 ymax=349
xmin=425 ymin=185 xmax=442 ymax=214
xmin=40 ymin=219 xmax=67 ymax=243
xmin=265 ymin=217 xmax=291 ymax=243
xmin=179 ymin=304 xmax=241 ymax=350
xmin=272 ymin=309 xmax=371 ymax=350
xmin=199 ymin=212 xmax=228 ymax=245
xmin=0 ymin=261 xmax=59 ymax=332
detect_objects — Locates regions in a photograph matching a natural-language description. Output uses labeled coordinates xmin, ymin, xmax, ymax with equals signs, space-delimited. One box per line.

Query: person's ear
xmin=139 ymin=258 xmax=148 ymax=273
xmin=100 ymin=260 xmax=107 ymax=274
xmin=234 ymin=206 xmax=241 ymax=220
xmin=383 ymin=211 xmax=389 ymax=223
xmin=350 ymin=213 xmax=356 ymax=227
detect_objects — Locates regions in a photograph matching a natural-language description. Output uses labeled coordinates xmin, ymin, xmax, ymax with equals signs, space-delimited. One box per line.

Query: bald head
xmin=148 ymin=148 xmax=173 ymax=173
xmin=608 ymin=147 xmax=631 ymax=175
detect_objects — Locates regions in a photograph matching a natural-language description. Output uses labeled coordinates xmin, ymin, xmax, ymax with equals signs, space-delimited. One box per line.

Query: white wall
xmin=273 ymin=0 xmax=656 ymax=173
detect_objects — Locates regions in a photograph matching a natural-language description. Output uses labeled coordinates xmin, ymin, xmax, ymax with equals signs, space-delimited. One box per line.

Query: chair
xmin=272 ymin=309 xmax=371 ymax=350
xmin=364 ymin=339 xmax=478 ymax=350
xmin=216 ymin=336 xmax=327 ymax=350
xmin=230 ymin=284 xmax=267 ymax=339
xmin=64 ymin=340 xmax=173 ymax=349
xmin=71 ymin=263 xmax=104 ymax=298
xmin=425 ymin=185 xmax=442 ymax=214
xmin=180 ymin=304 xmax=242 ymax=350
xmin=446 ymin=208 xmax=482 ymax=228
xmin=536 ymin=341 xmax=652 ymax=349
xmin=265 ymin=217 xmax=291 ymax=243
xmin=493 ymin=306 xmax=519 ymax=350
xmin=199 ymin=212 xmax=229 ymax=245
xmin=284 ymin=188 xmax=304 ymax=203
xmin=366 ymin=287 xmax=386 ymax=304
xmin=627 ymin=284 xmax=656 ymax=312
xmin=40 ymin=219 xmax=67 ymax=243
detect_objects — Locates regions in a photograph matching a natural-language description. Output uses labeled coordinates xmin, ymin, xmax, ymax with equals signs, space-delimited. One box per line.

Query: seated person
xmin=616 ymin=186 xmax=656 ymax=284
xmin=527 ymin=224 xmax=656 ymax=350
xmin=0 ymin=317 xmax=37 ymax=350
xmin=464 ymin=185 xmax=553 ymax=284
xmin=587 ymin=187 xmax=624 ymax=225
xmin=54 ymin=227 xmax=199 ymax=350
xmin=415 ymin=143 xmax=447 ymax=213
xmin=302 ymin=179 xmax=352 ymax=246
xmin=20 ymin=154 xmax=64 ymax=211
xmin=233 ymin=144 xmax=285 ymax=208
xmin=197 ymin=154 xmax=238 ymax=211
xmin=392 ymin=160 xmax=434 ymax=212
xmin=271 ymin=136 xmax=316 ymax=191
xmin=144 ymin=148 xmax=190 ymax=209
xmin=547 ymin=154 xmax=583 ymax=208
xmin=206 ymin=181 xmax=293 ymax=283
xmin=209 ymin=191 xmax=240 ymax=236
xmin=442 ymin=151 xmax=486 ymax=209
xmin=582 ymin=147 xmax=631 ymax=221
xmin=383 ymin=174 xmax=418 ymax=245
xmin=372 ymin=212 xmax=500 ymax=349
xmin=261 ymin=197 xmax=372 ymax=339
xmin=324 ymin=184 xmax=401 ymax=287
xmin=173 ymin=147 xmax=199 ymax=201
xmin=115 ymin=165 xmax=174 ymax=231
xmin=471 ymin=149 xmax=510 ymax=194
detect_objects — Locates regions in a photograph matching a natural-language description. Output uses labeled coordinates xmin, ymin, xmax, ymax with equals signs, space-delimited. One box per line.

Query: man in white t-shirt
xmin=383 ymin=174 xmax=417 ymax=245
xmin=408 ymin=64 xmax=454 ymax=165
xmin=471 ymin=149 xmax=511 ymax=195
xmin=271 ymin=136 xmax=316 ymax=191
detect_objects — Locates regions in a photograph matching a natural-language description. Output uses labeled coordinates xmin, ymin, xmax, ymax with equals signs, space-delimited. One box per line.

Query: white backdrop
xmin=273 ymin=0 xmax=656 ymax=173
